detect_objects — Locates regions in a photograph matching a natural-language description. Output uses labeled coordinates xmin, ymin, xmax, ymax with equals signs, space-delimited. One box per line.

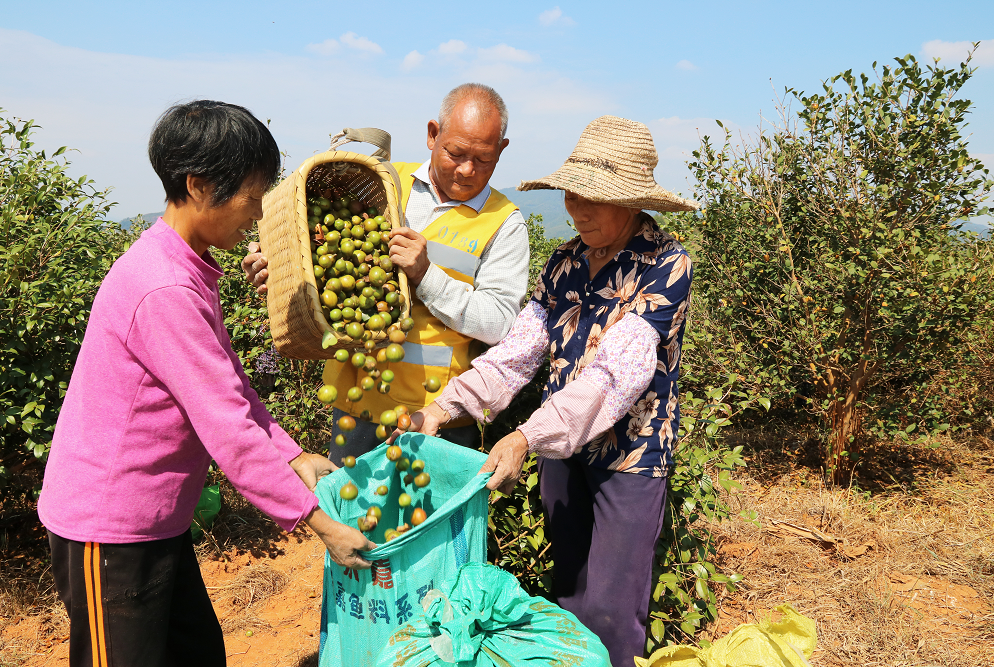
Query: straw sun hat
xmin=518 ymin=115 xmax=699 ymax=212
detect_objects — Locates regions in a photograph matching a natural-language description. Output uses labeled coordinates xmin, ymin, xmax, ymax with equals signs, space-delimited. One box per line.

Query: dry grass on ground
xmin=3 ymin=434 xmax=993 ymax=666
xmin=707 ymin=431 xmax=994 ymax=666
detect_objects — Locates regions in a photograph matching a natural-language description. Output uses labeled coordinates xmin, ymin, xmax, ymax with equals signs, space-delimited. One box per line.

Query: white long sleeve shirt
xmin=405 ymin=161 xmax=529 ymax=345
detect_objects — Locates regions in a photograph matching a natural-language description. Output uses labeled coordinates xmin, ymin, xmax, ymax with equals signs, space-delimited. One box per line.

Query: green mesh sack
xmin=374 ymin=562 xmax=611 ymax=667
xmin=316 ymin=433 xmax=490 ymax=667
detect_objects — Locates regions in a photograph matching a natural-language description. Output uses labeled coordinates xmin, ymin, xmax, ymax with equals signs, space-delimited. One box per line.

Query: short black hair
xmin=148 ymin=100 xmax=281 ymax=206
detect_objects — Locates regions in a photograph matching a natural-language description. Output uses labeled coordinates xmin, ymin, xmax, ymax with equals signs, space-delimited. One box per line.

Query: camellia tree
xmin=0 ymin=110 xmax=120 ymax=503
xmin=684 ymin=53 xmax=992 ymax=481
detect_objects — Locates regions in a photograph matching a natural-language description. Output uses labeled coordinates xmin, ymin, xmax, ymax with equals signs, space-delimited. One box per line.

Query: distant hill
xmin=115 ymin=204 xmax=989 ymax=241
xmin=499 ymin=188 xmax=574 ymax=239
xmin=118 ymin=212 xmax=163 ymax=229
xmin=961 ymin=220 xmax=990 ymax=238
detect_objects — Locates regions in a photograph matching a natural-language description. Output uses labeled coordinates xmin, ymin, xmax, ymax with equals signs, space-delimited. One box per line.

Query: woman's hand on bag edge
xmin=304 ymin=508 xmax=375 ymax=569
xmin=388 ymin=402 xmax=449 ymax=443
xmin=289 ymin=452 xmax=337 ymax=492
xmin=480 ymin=430 xmax=529 ymax=494
xmin=242 ymin=241 xmax=269 ymax=296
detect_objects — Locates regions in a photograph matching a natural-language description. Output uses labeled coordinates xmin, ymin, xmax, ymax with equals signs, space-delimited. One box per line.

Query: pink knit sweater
xmin=38 ymin=221 xmax=317 ymax=543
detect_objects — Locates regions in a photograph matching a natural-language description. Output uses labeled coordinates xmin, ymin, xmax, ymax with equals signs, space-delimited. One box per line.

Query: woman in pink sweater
xmin=38 ymin=101 xmax=374 ymax=667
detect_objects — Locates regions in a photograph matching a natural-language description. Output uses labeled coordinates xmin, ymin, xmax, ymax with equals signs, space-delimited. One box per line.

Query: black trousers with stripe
xmin=48 ymin=529 xmax=226 ymax=667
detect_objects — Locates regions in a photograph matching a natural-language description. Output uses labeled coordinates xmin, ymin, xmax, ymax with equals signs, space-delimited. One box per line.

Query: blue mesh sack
xmin=373 ymin=562 xmax=611 ymax=667
xmin=315 ymin=433 xmax=490 ymax=667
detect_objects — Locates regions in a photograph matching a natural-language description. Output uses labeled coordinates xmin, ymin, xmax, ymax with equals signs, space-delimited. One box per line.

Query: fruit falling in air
xmin=410 ymin=507 xmax=427 ymax=526
xmin=317 ymin=385 xmax=337 ymax=404
xmin=414 ymin=472 xmax=430 ymax=488
xmin=338 ymin=415 xmax=357 ymax=432
xmin=342 ymin=456 xmax=356 ymax=468
xmin=385 ymin=445 xmax=403 ymax=461
xmin=398 ymin=492 xmax=412 ymax=507
xmin=339 ymin=482 xmax=358 ymax=500
xmin=423 ymin=376 xmax=441 ymax=393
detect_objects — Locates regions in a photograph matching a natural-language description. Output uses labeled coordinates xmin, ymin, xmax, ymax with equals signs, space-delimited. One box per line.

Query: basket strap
xmin=376 ymin=159 xmax=407 ymax=225
xmin=329 ymin=127 xmax=391 ymax=160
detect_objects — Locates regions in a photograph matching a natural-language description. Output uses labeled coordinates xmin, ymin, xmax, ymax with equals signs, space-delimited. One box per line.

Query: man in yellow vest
xmin=243 ymin=83 xmax=530 ymax=458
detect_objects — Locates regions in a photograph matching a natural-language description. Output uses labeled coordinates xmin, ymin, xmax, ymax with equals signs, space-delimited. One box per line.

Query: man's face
xmin=426 ymin=100 xmax=509 ymax=203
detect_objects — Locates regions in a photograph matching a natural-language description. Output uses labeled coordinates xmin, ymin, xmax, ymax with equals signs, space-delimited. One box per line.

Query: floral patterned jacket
xmin=532 ymin=215 xmax=692 ymax=476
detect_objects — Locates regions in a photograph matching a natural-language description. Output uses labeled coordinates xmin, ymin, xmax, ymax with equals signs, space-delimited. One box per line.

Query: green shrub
xmin=0 ymin=110 xmax=120 ymax=505
xmin=684 ymin=53 xmax=993 ymax=480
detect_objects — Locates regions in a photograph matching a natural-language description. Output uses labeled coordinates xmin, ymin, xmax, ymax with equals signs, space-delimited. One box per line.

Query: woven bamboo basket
xmin=258 ymin=128 xmax=409 ymax=359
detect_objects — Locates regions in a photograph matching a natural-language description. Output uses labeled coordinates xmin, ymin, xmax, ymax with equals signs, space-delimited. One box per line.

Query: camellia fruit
xmin=375 ymin=424 xmax=388 ymax=441
xmin=375 ymin=485 xmax=388 ymax=496
xmin=334 ymin=348 xmax=350 ymax=363
xmin=380 ymin=410 xmax=398 ymax=427
xmin=395 ymin=457 xmax=410 ymax=471
xmin=397 ymin=413 xmax=412 ymax=431
xmin=346 ymin=386 xmax=364 ymax=402
xmin=343 ymin=455 xmax=356 ymax=468
xmin=410 ymin=507 xmax=427 ymax=526
xmin=317 ymin=385 xmax=337 ymax=404
xmin=345 ymin=322 xmax=364 ymax=339
xmin=338 ymin=415 xmax=357 ymax=432
xmin=398 ymin=492 xmax=412 ymax=507
xmin=423 ymin=376 xmax=442 ymax=393
xmin=384 ymin=343 xmax=405 ymax=362
xmin=414 ymin=472 xmax=430 ymax=488
xmin=339 ymin=481 xmax=358 ymax=500
xmin=411 ymin=459 xmax=426 ymax=473
xmin=366 ymin=505 xmax=382 ymax=520
xmin=335 ymin=434 xmax=347 ymax=447
xmin=385 ymin=444 xmax=402 ymax=461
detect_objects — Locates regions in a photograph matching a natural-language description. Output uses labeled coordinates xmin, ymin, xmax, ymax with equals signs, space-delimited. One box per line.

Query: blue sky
xmin=2 ymin=1 xmax=991 ymax=220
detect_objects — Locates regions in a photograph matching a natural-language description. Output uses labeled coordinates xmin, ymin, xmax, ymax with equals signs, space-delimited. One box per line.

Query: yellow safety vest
xmin=324 ymin=162 xmax=519 ymax=425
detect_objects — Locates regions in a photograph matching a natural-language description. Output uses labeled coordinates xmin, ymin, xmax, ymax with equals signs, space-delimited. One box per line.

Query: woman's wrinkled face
xmin=201 ymin=174 xmax=266 ymax=251
xmin=564 ymin=192 xmax=637 ymax=250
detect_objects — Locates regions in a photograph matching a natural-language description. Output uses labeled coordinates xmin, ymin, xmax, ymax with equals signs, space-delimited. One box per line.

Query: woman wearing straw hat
xmin=402 ymin=115 xmax=698 ymax=663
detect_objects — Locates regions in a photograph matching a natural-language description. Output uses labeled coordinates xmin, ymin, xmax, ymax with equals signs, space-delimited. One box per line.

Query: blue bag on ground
xmin=315 ymin=433 xmax=490 ymax=667
xmin=374 ymin=562 xmax=611 ymax=667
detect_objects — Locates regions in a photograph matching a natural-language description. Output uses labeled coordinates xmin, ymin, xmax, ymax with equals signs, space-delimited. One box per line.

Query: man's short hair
xmin=148 ymin=100 xmax=281 ymax=206
xmin=438 ymin=83 xmax=508 ymax=142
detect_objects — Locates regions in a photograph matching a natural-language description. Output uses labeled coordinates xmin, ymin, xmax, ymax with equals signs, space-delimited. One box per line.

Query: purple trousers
xmin=538 ymin=456 xmax=669 ymax=667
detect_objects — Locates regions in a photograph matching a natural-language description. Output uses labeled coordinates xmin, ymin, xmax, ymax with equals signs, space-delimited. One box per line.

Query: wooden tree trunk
xmin=826 ymin=388 xmax=863 ymax=484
